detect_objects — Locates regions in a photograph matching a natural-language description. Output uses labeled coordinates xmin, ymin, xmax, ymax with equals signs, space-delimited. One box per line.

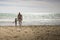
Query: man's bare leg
xmin=19 ymin=21 xmax=22 ymax=27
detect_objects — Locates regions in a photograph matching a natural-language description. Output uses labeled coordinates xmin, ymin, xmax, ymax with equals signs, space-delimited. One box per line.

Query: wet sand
xmin=0 ymin=25 xmax=60 ymax=40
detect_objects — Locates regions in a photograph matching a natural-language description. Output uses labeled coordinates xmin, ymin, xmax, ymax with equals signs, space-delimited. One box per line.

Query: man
xmin=18 ymin=12 xmax=22 ymax=26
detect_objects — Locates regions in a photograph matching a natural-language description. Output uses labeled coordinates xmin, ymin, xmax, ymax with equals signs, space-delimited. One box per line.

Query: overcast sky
xmin=0 ymin=0 xmax=60 ymax=13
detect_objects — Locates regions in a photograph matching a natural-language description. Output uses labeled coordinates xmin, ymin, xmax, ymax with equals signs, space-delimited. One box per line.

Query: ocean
xmin=0 ymin=13 xmax=60 ymax=26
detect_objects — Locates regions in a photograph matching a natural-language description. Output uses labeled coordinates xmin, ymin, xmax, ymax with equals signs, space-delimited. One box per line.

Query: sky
xmin=0 ymin=0 xmax=60 ymax=14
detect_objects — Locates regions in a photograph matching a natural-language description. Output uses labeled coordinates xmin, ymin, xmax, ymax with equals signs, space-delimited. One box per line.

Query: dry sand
xmin=0 ymin=25 xmax=60 ymax=40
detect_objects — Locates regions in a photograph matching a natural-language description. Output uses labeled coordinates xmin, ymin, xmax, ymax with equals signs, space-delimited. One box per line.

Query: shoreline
xmin=0 ymin=25 xmax=60 ymax=27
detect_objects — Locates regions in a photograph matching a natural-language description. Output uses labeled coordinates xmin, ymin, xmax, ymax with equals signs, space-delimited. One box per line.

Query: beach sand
xmin=0 ymin=25 xmax=60 ymax=40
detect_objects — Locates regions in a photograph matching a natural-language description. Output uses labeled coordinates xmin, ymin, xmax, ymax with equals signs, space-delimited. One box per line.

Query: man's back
xmin=18 ymin=12 xmax=22 ymax=20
